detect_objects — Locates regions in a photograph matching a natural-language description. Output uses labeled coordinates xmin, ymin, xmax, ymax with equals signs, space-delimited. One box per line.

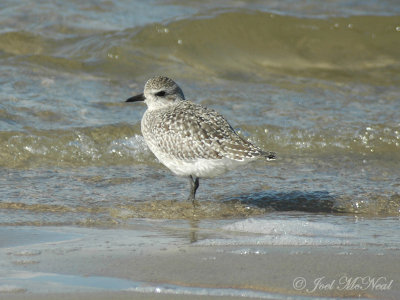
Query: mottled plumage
xmin=125 ymin=76 xmax=276 ymax=202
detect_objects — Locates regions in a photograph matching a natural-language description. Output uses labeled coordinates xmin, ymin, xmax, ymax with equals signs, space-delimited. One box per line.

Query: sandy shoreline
xmin=0 ymin=223 xmax=399 ymax=300
xmin=1 ymin=292 xmax=264 ymax=300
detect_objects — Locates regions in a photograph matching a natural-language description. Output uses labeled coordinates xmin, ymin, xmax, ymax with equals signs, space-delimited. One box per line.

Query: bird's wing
xmin=151 ymin=101 xmax=269 ymax=161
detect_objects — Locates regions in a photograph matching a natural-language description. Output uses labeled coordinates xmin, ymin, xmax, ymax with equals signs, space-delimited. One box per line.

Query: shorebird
xmin=125 ymin=76 xmax=276 ymax=203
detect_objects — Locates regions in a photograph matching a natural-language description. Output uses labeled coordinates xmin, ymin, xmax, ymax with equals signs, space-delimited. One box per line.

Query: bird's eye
xmin=155 ymin=91 xmax=166 ymax=97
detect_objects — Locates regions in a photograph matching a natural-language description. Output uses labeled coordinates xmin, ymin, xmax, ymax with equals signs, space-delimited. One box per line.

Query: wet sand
xmin=1 ymin=225 xmax=399 ymax=300
xmin=1 ymin=292 xmax=254 ymax=300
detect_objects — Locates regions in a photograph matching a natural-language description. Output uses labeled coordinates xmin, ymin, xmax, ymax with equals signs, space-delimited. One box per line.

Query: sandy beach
xmin=1 ymin=218 xmax=399 ymax=300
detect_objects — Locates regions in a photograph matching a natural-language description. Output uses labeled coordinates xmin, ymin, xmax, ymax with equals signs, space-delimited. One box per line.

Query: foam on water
xmin=223 ymin=218 xmax=353 ymax=237
xmin=198 ymin=216 xmax=400 ymax=248
xmin=108 ymin=134 xmax=149 ymax=157
xmin=199 ymin=222 xmax=356 ymax=246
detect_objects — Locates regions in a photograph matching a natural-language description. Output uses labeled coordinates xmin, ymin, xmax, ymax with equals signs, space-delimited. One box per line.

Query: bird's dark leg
xmin=188 ymin=175 xmax=200 ymax=204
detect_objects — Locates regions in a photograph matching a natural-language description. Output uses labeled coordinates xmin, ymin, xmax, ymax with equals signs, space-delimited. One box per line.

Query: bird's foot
xmin=187 ymin=196 xmax=199 ymax=207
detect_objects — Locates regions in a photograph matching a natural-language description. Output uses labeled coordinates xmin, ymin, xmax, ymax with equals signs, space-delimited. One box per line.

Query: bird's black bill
xmin=125 ymin=93 xmax=145 ymax=102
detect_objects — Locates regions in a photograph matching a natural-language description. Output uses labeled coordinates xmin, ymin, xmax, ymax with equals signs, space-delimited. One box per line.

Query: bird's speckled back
xmin=142 ymin=100 xmax=270 ymax=161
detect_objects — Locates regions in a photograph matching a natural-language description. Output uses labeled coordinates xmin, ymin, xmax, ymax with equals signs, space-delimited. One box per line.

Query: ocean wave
xmin=0 ymin=123 xmax=398 ymax=168
xmin=0 ymin=124 xmax=150 ymax=168
xmin=1 ymin=12 xmax=399 ymax=84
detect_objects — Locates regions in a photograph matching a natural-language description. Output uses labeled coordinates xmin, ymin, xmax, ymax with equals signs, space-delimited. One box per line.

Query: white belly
xmin=147 ymin=141 xmax=257 ymax=178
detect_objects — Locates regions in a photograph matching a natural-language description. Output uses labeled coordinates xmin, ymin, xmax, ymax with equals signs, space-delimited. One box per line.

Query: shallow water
xmin=0 ymin=0 xmax=400 ymax=298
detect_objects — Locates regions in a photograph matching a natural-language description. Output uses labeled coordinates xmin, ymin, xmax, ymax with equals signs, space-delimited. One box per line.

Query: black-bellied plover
xmin=125 ymin=76 xmax=276 ymax=203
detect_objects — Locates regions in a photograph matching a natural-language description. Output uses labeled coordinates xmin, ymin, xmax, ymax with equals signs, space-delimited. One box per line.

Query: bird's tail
xmin=262 ymin=151 xmax=277 ymax=161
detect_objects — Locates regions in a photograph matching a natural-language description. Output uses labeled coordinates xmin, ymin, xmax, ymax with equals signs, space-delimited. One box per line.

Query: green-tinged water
xmin=0 ymin=0 xmax=399 ymax=226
